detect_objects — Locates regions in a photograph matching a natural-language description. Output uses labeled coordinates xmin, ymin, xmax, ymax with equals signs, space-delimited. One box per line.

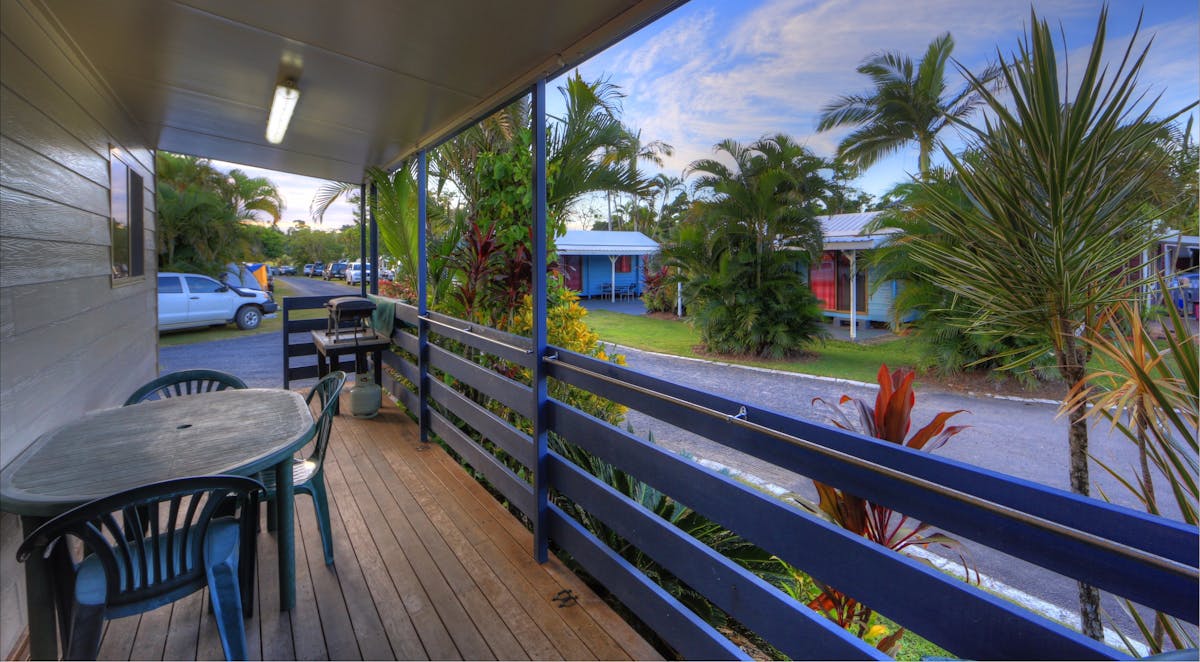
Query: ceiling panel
xmin=39 ymin=0 xmax=686 ymax=181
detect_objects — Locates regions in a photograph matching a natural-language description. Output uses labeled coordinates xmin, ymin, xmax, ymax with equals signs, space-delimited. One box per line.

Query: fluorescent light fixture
xmin=265 ymin=78 xmax=299 ymax=144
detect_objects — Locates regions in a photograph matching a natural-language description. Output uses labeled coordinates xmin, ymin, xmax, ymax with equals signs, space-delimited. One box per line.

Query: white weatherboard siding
xmin=0 ymin=0 xmax=158 ymax=655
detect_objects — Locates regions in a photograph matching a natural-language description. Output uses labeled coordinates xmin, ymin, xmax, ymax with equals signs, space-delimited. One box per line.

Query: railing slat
xmin=282 ymin=295 xmax=335 ymax=309
xmin=391 ymin=329 xmax=419 ymax=356
xmin=427 ymin=344 xmax=533 ymax=419
xmin=285 ymin=318 xmax=328 ymax=333
xmin=383 ymin=372 xmax=420 ymax=416
xmin=382 ymin=351 xmax=420 ymax=388
xmin=394 ymin=301 xmax=419 ymax=327
xmin=551 ymin=401 xmax=1121 ymax=660
xmin=429 ymin=379 xmax=534 ymax=468
xmin=547 ymin=503 xmax=752 ymax=661
xmin=545 ymin=350 xmax=1198 ymax=620
xmin=423 ymin=309 xmax=533 ymax=365
xmin=429 ymin=411 xmax=535 ymax=517
xmin=548 ymin=452 xmax=881 ymax=660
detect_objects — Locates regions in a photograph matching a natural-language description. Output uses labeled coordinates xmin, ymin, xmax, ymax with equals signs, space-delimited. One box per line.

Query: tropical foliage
xmin=155 ymin=152 xmax=285 ymax=274
xmin=667 ymin=134 xmax=830 ymax=357
xmin=868 ymin=167 xmax=1055 ymax=383
xmin=900 ymin=8 xmax=1196 ymax=638
xmin=808 ymin=364 xmax=971 ymax=654
xmin=1066 ymin=300 xmax=1198 ymax=654
xmin=641 ymin=263 xmax=675 ymax=314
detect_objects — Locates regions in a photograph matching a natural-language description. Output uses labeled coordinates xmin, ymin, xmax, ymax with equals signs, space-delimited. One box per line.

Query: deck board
xmin=85 ymin=394 xmax=658 ymax=660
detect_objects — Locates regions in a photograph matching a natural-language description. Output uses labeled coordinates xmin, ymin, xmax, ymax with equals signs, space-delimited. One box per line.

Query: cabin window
xmin=110 ymin=147 xmax=144 ymax=284
xmin=615 ymin=255 xmax=632 ymax=273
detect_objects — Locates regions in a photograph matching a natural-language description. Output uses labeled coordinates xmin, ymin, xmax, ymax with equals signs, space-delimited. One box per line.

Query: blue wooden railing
xmin=283 ymin=295 xmax=1199 ymax=660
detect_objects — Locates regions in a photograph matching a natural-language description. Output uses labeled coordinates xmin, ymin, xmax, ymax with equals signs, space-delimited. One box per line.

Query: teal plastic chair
xmin=124 ymin=369 xmax=248 ymax=405
xmin=16 ymin=475 xmax=262 ymax=661
xmin=263 ymin=371 xmax=347 ymax=565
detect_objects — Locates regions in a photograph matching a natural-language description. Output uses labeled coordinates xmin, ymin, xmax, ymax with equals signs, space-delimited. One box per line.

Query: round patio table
xmin=0 ymin=388 xmax=314 ymax=661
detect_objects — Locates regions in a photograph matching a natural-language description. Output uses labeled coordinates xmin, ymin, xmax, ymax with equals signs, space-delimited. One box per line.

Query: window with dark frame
xmin=110 ymin=147 xmax=144 ymax=284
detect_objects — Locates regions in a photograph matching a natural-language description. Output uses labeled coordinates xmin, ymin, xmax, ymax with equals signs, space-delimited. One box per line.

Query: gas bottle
xmin=348 ymin=371 xmax=381 ymax=419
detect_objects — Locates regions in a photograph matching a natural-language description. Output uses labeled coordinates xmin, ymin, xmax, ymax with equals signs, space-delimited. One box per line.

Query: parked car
xmin=267 ymin=266 xmax=279 ymax=277
xmin=324 ymin=262 xmax=348 ymax=280
xmin=302 ymin=264 xmax=314 ymax=276
xmin=346 ymin=262 xmax=372 ymax=286
xmin=379 ymin=266 xmax=395 ymax=280
xmin=158 ymin=272 xmax=277 ymax=331
xmin=279 ymin=265 xmax=296 ymax=275
xmin=311 ymin=263 xmax=325 ymax=278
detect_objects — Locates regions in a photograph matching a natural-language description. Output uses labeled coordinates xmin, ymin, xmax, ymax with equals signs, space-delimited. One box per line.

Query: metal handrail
xmin=543 ymin=355 xmax=1198 ymax=580
xmin=419 ymin=314 xmax=534 ymax=355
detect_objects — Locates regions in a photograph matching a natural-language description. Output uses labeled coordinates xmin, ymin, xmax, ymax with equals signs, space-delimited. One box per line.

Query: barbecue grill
xmin=324 ymin=296 xmax=376 ymax=339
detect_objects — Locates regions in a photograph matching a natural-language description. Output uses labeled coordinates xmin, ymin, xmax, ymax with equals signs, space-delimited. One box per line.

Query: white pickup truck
xmin=158 ymin=272 xmax=278 ymax=331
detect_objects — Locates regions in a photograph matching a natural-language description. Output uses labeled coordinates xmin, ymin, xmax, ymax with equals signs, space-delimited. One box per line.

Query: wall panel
xmin=0 ymin=0 xmax=158 ymax=655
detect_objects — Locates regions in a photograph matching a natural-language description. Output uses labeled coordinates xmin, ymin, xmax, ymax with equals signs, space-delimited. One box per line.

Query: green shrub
xmin=691 ymin=251 xmax=827 ymax=358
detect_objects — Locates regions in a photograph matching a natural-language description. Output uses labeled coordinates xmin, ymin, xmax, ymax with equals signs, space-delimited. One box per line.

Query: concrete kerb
xmin=601 ymin=342 xmax=1063 ymax=407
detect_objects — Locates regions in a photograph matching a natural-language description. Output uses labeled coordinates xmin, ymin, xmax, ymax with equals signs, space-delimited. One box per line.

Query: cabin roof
xmin=819 ymin=211 xmax=897 ymax=250
xmin=556 ymin=230 xmax=659 ymax=256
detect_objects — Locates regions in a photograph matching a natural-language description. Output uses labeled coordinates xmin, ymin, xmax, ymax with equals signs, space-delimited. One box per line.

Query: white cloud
xmin=571 ymin=0 xmax=1198 ymax=196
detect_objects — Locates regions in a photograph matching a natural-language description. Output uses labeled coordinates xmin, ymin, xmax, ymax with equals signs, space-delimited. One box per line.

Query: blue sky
xmin=223 ymin=0 xmax=1199 ymax=230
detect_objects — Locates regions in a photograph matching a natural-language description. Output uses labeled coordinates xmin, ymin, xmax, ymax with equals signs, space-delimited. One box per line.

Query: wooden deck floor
xmin=91 ymin=396 xmax=660 ymax=660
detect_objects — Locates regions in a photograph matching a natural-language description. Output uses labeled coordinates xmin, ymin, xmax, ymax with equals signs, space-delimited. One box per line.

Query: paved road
xmin=160 ymin=284 xmax=1187 ymax=645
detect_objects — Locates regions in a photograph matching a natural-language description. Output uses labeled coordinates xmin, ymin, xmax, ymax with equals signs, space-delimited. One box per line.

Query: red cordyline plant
xmin=807 ymin=364 xmax=973 ymax=651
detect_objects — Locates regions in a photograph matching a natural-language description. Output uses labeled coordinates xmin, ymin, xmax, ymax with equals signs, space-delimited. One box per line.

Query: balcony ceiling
xmin=39 ymin=0 xmax=685 ymax=182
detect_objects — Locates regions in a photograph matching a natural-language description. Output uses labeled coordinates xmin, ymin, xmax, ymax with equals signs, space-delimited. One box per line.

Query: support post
xmin=532 ymin=78 xmax=550 ymax=563
xmin=609 ymin=255 xmax=617 ymax=302
xmin=369 ymin=181 xmax=379 ymax=295
xmin=1142 ymin=248 xmax=1153 ymax=309
xmin=417 ymin=151 xmax=430 ymax=443
xmin=359 ymin=182 xmax=368 ymax=297
xmin=677 ymin=281 xmax=683 ymax=317
xmin=849 ymin=249 xmax=857 ymax=342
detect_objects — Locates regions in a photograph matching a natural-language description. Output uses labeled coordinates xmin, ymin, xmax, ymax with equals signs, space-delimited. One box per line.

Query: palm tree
xmin=222 ymin=169 xmax=283 ymax=226
xmin=817 ymin=33 xmax=1000 ymax=177
xmin=666 ymin=134 xmax=829 ymax=357
xmin=620 ymin=127 xmax=672 ymax=232
xmin=650 ymin=173 xmax=682 ymax=221
xmin=905 ymin=8 xmax=1196 ymax=639
xmin=156 ymin=152 xmax=250 ymax=272
xmin=688 ymin=133 xmax=826 ymax=286
xmin=548 ymin=73 xmax=638 ymax=221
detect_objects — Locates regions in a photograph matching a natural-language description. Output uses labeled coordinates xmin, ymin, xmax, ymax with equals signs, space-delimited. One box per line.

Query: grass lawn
xmin=584 ymin=309 xmax=923 ymax=385
xmin=157 ymin=280 xmax=326 ymax=347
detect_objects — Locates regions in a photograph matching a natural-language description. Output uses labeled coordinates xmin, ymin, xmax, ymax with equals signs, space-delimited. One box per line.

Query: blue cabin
xmin=806 ymin=212 xmax=906 ymax=327
xmin=556 ymin=230 xmax=659 ymax=300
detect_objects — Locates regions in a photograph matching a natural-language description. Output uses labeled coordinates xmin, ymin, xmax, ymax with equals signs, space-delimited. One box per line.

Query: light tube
xmin=265 ymin=80 xmax=299 ymax=144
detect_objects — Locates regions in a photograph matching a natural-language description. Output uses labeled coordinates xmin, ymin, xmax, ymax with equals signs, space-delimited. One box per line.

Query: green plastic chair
xmin=16 ymin=475 xmax=262 ymax=661
xmin=262 ymin=371 xmax=347 ymax=565
xmin=124 ymin=369 xmax=248 ymax=406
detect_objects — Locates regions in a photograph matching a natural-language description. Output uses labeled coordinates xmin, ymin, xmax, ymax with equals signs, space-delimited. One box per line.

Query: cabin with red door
xmin=807 ymin=212 xmax=907 ymax=327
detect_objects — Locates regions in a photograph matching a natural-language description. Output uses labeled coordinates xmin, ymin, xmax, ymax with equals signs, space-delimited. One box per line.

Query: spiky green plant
xmin=1066 ymin=298 xmax=1198 ymax=654
xmin=903 ymin=7 xmax=1196 ymax=638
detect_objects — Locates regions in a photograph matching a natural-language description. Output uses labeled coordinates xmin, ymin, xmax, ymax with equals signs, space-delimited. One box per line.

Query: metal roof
xmin=37 ymin=0 xmax=685 ymax=182
xmin=818 ymin=211 xmax=896 ymax=250
xmin=819 ymin=211 xmax=893 ymax=238
xmin=556 ymin=230 xmax=659 ymax=256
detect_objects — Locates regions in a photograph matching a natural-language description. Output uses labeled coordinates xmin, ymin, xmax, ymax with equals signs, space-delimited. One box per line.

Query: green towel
xmin=367 ymin=294 xmax=396 ymax=338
